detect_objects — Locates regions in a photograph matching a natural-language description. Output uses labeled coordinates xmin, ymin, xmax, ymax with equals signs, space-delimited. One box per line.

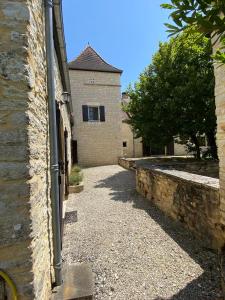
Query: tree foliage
xmin=123 ymin=30 xmax=217 ymax=158
xmin=161 ymin=0 xmax=225 ymax=64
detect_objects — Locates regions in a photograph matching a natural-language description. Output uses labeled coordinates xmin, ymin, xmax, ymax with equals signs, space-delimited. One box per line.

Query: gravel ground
xmin=63 ymin=165 xmax=222 ymax=300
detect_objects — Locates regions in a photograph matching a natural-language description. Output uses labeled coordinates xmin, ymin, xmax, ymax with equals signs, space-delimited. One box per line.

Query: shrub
xmin=71 ymin=165 xmax=81 ymax=173
xmin=69 ymin=165 xmax=83 ymax=186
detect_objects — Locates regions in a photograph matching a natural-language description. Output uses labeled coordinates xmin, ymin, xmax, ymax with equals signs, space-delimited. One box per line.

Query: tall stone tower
xmin=69 ymin=46 xmax=123 ymax=166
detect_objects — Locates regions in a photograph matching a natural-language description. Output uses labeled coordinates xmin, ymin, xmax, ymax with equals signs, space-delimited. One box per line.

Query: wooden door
xmin=72 ymin=140 xmax=78 ymax=164
xmin=64 ymin=130 xmax=69 ymax=197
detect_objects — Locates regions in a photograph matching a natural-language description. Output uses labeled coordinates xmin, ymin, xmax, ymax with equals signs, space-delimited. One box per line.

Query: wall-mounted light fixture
xmin=61 ymin=91 xmax=70 ymax=104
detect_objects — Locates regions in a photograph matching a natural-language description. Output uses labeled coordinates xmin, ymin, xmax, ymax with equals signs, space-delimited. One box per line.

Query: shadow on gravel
xmin=95 ymin=169 xmax=221 ymax=300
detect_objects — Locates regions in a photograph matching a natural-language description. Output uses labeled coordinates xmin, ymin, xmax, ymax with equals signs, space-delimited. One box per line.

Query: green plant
xmin=123 ymin=30 xmax=217 ymax=159
xmin=69 ymin=165 xmax=83 ymax=186
xmin=161 ymin=0 xmax=225 ymax=64
xmin=71 ymin=165 xmax=81 ymax=173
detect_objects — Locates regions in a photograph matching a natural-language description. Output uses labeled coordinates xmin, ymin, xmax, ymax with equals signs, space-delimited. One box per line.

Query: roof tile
xmin=68 ymin=46 xmax=123 ymax=73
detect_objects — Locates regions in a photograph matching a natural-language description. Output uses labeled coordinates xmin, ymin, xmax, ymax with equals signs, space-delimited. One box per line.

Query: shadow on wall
xmin=95 ymin=169 xmax=221 ymax=300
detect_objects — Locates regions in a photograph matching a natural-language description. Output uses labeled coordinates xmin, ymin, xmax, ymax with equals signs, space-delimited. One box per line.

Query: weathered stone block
xmin=69 ymin=183 xmax=84 ymax=194
xmin=136 ymin=166 xmax=221 ymax=248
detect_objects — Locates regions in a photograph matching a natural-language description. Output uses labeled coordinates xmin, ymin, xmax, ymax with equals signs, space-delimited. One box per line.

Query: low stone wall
xmin=119 ymin=157 xmax=219 ymax=178
xmin=136 ymin=166 xmax=223 ymax=248
xmin=118 ymin=158 xmax=136 ymax=170
xmin=169 ymin=161 xmax=219 ymax=178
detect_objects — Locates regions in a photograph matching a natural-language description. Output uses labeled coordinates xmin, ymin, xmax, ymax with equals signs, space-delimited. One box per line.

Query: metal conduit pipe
xmin=45 ymin=0 xmax=62 ymax=286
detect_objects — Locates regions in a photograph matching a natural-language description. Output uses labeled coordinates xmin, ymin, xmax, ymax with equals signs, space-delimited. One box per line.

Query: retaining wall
xmin=119 ymin=157 xmax=219 ymax=178
xmin=118 ymin=157 xmax=136 ymax=170
xmin=136 ymin=166 xmax=224 ymax=248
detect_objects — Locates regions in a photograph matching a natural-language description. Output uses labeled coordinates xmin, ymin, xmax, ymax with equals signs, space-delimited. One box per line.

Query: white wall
xmin=174 ymin=142 xmax=188 ymax=156
xmin=70 ymin=70 xmax=123 ymax=166
xmin=122 ymin=122 xmax=143 ymax=157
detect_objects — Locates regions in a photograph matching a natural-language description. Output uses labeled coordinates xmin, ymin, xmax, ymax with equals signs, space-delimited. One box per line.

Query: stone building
xmin=121 ymin=93 xmax=143 ymax=158
xmin=0 ymin=0 xmax=72 ymax=299
xmin=69 ymin=46 xmax=123 ymax=166
xmin=121 ymin=93 xmax=190 ymax=157
xmin=213 ymin=40 xmax=225 ymax=292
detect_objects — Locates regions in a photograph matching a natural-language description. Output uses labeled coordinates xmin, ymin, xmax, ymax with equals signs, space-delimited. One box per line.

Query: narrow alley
xmin=63 ymin=165 xmax=221 ymax=300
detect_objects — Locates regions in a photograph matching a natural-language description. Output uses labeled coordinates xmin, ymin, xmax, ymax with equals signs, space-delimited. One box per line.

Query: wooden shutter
xmin=82 ymin=105 xmax=88 ymax=121
xmin=99 ymin=106 xmax=105 ymax=122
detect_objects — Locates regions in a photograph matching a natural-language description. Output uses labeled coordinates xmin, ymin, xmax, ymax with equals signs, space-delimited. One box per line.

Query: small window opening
xmin=88 ymin=106 xmax=99 ymax=121
xmin=123 ymin=141 xmax=127 ymax=148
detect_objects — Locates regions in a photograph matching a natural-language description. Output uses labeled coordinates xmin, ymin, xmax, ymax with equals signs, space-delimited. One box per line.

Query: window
xmin=123 ymin=141 xmax=127 ymax=147
xmin=88 ymin=106 xmax=99 ymax=121
xmin=82 ymin=105 xmax=105 ymax=122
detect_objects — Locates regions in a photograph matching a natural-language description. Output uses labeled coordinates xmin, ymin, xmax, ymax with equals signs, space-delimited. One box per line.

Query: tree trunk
xmin=206 ymin=130 xmax=218 ymax=159
xmin=191 ymin=134 xmax=201 ymax=159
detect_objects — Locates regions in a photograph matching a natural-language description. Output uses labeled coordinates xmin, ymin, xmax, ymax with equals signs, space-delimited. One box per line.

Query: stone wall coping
xmin=138 ymin=166 xmax=219 ymax=190
xmin=120 ymin=156 xmax=218 ymax=164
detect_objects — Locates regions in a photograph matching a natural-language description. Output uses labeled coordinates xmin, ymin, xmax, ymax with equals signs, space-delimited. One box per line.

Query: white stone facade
xmin=121 ymin=94 xmax=143 ymax=158
xmin=70 ymin=69 xmax=123 ymax=166
xmin=121 ymin=122 xmax=143 ymax=158
xmin=174 ymin=141 xmax=188 ymax=156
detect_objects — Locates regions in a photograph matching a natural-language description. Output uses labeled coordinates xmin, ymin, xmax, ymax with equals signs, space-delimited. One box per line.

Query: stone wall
xmin=136 ymin=166 xmax=224 ymax=248
xmin=27 ymin=1 xmax=54 ymax=298
xmin=174 ymin=141 xmax=188 ymax=156
xmin=118 ymin=157 xmax=136 ymax=170
xmin=121 ymin=122 xmax=143 ymax=158
xmin=0 ymin=1 xmax=71 ymax=299
xmin=121 ymin=94 xmax=143 ymax=158
xmin=213 ymin=39 xmax=225 ymax=295
xmin=213 ymin=41 xmax=225 ymax=237
xmin=0 ymin=1 xmax=37 ymax=298
xmin=54 ymin=50 xmax=72 ymax=173
xmin=119 ymin=157 xmax=219 ymax=178
xmin=167 ymin=161 xmax=219 ymax=178
xmin=69 ymin=69 xmax=123 ymax=166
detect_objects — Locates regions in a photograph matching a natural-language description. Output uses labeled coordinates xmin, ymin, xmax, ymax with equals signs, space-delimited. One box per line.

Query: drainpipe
xmin=45 ymin=0 xmax=62 ymax=286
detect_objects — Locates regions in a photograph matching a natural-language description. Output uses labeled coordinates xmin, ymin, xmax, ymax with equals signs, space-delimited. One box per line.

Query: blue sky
xmin=62 ymin=0 xmax=170 ymax=91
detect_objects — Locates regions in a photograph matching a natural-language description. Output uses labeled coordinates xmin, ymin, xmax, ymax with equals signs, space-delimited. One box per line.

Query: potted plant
xmin=69 ymin=165 xmax=84 ymax=193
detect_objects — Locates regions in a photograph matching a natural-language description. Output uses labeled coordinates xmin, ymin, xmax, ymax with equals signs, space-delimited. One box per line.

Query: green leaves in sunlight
xmin=123 ymin=30 xmax=217 ymax=158
xmin=161 ymin=0 xmax=225 ymax=64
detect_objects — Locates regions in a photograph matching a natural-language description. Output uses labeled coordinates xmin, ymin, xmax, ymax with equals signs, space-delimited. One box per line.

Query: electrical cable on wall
xmin=0 ymin=270 xmax=18 ymax=300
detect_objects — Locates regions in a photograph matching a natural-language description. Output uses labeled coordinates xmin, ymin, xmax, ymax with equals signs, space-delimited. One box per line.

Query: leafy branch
xmin=161 ymin=0 xmax=225 ymax=63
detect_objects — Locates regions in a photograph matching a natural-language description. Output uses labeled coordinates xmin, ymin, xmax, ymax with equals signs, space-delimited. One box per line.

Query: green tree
xmin=124 ymin=30 xmax=217 ymax=159
xmin=161 ymin=0 xmax=225 ymax=64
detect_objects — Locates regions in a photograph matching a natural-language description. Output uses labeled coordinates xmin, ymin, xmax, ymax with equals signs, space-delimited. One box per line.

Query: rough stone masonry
xmin=0 ymin=1 xmax=71 ymax=299
xmin=213 ymin=39 xmax=225 ymax=295
xmin=136 ymin=166 xmax=221 ymax=248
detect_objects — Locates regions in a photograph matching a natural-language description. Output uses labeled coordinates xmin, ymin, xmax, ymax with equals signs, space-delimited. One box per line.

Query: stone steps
xmin=52 ymin=263 xmax=94 ymax=300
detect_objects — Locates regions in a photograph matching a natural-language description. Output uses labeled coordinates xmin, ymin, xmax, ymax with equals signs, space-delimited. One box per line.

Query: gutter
xmin=45 ymin=0 xmax=62 ymax=286
xmin=53 ymin=0 xmax=74 ymax=125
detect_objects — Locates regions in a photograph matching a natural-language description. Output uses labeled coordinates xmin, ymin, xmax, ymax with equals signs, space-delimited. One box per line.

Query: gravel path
xmin=63 ymin=165 xmax=221 ymax=300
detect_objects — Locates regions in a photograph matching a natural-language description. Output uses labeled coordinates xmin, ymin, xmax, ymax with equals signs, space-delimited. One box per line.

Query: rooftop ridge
xmin=68 ymin=46 xmax=123 ymax=74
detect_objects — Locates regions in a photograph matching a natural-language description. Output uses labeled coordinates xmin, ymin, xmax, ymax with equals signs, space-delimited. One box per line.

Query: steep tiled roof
xmin=68 ymin=46 xmax=123 ymax=73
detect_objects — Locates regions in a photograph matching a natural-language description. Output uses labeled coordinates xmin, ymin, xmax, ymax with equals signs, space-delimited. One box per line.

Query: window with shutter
xmin=99 ymin=106 xmax=105 ymax=122
xmin=83 ymin=105 xmax=106 ymax=122
xmin=88 ymin=106 xmax=99 ymax=121
xmin=82 ymin=105 xmax=88 ymax=121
